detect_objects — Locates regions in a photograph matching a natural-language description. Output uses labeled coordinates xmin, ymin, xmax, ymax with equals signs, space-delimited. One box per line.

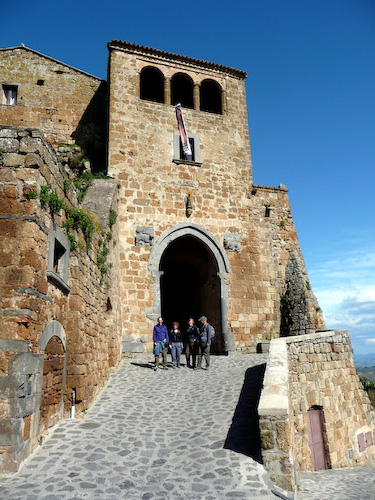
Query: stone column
xmin=194 ymin=83 xmax=200 ymax=110
xmin=164 ymin=77 xmax=171 ymax=105
xmin=221 ymin=90 xmax=226 ymax=114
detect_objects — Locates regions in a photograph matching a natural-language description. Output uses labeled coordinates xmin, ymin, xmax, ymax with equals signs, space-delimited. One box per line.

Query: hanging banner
xmin=175 ymin=103 xmax=192 ymax=157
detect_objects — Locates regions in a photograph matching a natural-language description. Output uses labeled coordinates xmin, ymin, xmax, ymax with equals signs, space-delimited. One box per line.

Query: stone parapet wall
xmin=287 ymin=330 xmax=375 ymax=470
xmin=259 ymin=332 xmax=375 ymax=491
xmin=258 ymin=338 xmax=294 ymax=491
xmin=0 ymin=126 xmax=121 ymax=473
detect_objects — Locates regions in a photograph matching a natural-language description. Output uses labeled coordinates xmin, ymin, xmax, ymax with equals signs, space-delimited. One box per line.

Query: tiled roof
xmin=108 ymin=40 xmax=247 ymax=79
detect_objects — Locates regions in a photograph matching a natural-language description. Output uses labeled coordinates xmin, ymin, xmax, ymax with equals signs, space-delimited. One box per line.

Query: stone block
xmin=135 ymin=226 xmax=154 ymax=246
xmin=0 ymin=138 xmax=19 ymax=152
xmin=122 ymin=340 xmax=145 ymax=354
xmin=3 ymin=153 xmax=25 ymax=167
xmin=19 ymin=137 xmax=40 ymax=153
xmin=0 ymin=129 xmax=18 ymax=138
xmin=0 ymin=418 xmax=21 ymax=446
xmin=276 ymin=420 xmax=291 ymax=453
xmin=261 ymin=430 xmax=275 ymax=450
xmin=9 ymin=352 xmax=44 ymax=377
xmin=25 ymin=153 xmax=43 ymax=169
xmin=0 ymin=339 xmax=29 ymax=354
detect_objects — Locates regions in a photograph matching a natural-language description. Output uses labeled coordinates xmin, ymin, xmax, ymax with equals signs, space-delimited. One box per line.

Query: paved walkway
xmin=3 ymin=354 xmax=374 ymax=500
xmin=1 ymin=354 xmax=290 ymax=500
xmin=298 ymin=467 xmax=375 ymax=500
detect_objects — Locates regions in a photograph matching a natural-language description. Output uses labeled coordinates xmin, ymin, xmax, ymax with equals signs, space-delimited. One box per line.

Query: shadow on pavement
xmin=224 ymin=363 xmax=266 ymax=463
xmin=130 ymin=362 xmax=155 ymax=369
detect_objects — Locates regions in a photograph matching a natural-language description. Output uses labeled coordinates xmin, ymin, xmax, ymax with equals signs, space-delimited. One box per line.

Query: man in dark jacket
xmin=196 ymin=315 xmax=212 ymax=370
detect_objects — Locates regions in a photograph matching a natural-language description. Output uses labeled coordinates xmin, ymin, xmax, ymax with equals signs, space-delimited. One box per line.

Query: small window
xmin=53 ymin=240 xmax=66 ymax=274
xmin=173 ymin=131 xmax=201 ymax=165
xmin=171 ymin=73 xmax=194 ymax=109
xmin=46 ymin=223 xmax=71 ymax=294
xmin=2 ymin=85 xmax=18 ymax=105
xmin=200 ymin=79 xmax=222 ymax=114
xmin=140 ymin=66 xmax=164 ymax=103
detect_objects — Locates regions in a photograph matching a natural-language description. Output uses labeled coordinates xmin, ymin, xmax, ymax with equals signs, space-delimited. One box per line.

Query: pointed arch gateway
xmin=147 ymin=223 xmax=234 ymax=353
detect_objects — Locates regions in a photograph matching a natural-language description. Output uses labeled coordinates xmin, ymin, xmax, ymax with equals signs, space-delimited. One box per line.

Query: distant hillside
xmin=357 ymin=366 xmax=375 ymax=385
xmin=353 ymin=352 xmax=375 ymax=367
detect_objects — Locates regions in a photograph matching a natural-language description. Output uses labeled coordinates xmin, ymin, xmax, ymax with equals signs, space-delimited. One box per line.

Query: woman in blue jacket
xmin=153 ymin=317 xmax=169 ymax=371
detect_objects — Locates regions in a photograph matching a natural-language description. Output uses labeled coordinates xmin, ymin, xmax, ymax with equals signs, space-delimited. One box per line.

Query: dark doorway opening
xmin=160 ymin=235 xmax=223 ymax=352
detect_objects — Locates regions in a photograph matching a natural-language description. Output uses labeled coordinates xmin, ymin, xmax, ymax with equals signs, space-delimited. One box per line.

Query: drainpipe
xmin=71 ymin=388 xmax=76 ymax=419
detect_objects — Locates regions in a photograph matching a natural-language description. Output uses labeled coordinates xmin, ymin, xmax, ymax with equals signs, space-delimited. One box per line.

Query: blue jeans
xmin=171 ymin=342 xmax=183 ymax=366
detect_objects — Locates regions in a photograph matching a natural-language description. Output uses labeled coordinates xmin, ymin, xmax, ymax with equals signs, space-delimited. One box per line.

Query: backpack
xmin=209 ymin=324 xmax=215 ymax=338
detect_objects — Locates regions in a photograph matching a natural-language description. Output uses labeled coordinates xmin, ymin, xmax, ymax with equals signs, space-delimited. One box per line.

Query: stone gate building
xmin=1 ymin=41 xmax=374 ymax=488
xmin=107 ymin=40 xmax=324 ymax=354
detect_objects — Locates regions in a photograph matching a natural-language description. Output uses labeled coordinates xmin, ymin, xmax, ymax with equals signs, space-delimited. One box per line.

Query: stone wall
xmin=288 ymin=330 xmax=375 ymax=470
xmin=258 ymin=338 xmax=294 ymax=491
xmin=259 ymin=332 xmax=375 ymax=491
xmin=107 ymin=41 xmax=324 ymax=353
xmin=0 ymin=126 xmax=121 ymax=473
xmin=0 ymin=46 xmax=107 ymax=171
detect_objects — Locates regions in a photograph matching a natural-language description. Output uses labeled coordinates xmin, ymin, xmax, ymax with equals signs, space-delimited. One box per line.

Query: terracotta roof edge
xmin=108 ymin=40 xmax=247 ymax=79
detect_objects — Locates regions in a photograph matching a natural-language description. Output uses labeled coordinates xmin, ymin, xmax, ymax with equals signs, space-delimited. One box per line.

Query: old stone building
xmin=0 ymin=45 xmax=107 ymax=170
xmin=1 ymin=41 xmax=374 ymax=488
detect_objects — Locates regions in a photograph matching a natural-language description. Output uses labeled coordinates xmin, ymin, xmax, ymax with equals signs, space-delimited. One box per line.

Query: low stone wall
xmin=288 ymin=330 xmax=375 ymax=470
xmin=259 ymin=331 xmax=375 ymax=491
xmin=258 ymin=339 xmax=295 ymax=491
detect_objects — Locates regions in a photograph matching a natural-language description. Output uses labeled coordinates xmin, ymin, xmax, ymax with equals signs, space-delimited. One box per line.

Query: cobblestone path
xmin=298 ymin=466 xmax=375 ymax=500
xmin=1 ymin=354 xmax=290 ymax=500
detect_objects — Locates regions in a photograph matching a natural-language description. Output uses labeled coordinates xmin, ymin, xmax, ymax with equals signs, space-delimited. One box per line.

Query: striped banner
xmin=175 ymin=103 xmax=192 ymax=157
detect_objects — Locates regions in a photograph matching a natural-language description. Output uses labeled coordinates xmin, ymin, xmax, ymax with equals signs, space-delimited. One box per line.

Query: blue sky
xmin=2 ymin=0 xmax=374 ymax=355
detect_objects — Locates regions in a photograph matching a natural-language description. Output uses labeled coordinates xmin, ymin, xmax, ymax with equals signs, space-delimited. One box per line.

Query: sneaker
xmin=172 ymin=365 xmax=176 ymax=369
xmin=163 ymin=366 xmax=168 ymax=370
xmin=194 ymin=366 xmax=201 ymax=370
xmin=153 ymin=366 xmax=157 ymax=371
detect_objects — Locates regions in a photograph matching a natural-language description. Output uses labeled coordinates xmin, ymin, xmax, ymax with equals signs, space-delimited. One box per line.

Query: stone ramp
xmin=1 ymin=354 xmax=292 ymax=499
xmin=298 ymin=467 xmax=375 ymax=500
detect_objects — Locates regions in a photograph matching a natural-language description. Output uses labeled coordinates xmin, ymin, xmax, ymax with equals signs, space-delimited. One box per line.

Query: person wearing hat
xmin=196 ymin=315 xmax=212 ymax=370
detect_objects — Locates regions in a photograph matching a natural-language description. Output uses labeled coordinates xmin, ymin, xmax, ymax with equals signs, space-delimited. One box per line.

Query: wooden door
xmin=308 ymin=407 xmax=327 ymax=470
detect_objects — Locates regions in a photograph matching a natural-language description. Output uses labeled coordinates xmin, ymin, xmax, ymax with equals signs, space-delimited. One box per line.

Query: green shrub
xmin=68 ymin=234 xmax=77 ymax=251
xmin=109 ymin=209 xmax=117 ymax=227
xmin=26 ymin=191 xmax=37 ymax=200
xmin=48 ymin=191 xmax=64 ymax=216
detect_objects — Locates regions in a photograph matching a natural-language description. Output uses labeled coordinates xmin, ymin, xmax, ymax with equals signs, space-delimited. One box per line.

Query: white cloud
xmin=307 ymin=243 xmax=375 ymax=354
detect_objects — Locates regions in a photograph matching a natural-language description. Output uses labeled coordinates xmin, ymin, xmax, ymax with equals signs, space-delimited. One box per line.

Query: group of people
xmin=152 ymin=316 xmax=213 ymax=371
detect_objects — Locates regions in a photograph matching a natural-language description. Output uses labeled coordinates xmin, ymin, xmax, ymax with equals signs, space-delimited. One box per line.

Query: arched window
xmin=140 ymin=66 xmax=164 ymax=103
xmin=171 ymin=73 xmax=194 ymax=109
xmin=200 ymin=79 xmax=222 ymax=114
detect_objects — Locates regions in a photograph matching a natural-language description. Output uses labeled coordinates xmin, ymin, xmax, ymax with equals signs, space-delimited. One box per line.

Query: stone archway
xmin=38 ymin=321 xmax=67 ymax=435
xmin=147 ymin=223 xmax=234 ymax=352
